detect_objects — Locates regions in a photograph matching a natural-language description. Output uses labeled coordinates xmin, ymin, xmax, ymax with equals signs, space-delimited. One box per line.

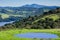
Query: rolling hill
xmin=0 ymin=7 xmax=60 ymax=29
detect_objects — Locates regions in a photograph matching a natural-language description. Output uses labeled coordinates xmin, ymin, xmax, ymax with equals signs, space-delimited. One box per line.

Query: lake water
xmin=0 ymin=21 xmax=14 ymax=27
xmin=15 ymin=33 xmax=59 ymax=38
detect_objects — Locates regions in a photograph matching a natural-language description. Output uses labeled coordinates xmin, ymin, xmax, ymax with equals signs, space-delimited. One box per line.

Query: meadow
xmin=0 ymin=13 xmax=23 ymax=19
xmin=0 ymin=29 xmax=60 ymax=40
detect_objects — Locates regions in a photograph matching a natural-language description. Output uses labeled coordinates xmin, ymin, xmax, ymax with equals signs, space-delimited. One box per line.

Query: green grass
xmin=0 ymin=29 xmax=60 ymax=40
xmin=0 ymin=13 xmax=23 ymax=19
xmin=0 ymin=13 xmax=9 ymax=19
xmin=32 ymin=14 xmax=60 ymax=24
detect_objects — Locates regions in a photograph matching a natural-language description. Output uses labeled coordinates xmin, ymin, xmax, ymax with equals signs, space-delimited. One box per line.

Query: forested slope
xmin=0 ymin=8 xmax=60 ymax=30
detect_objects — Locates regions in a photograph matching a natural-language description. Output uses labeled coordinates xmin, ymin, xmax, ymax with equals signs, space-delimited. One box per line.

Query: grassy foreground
xmin=0 ymin=29 xmax=60 ymax=40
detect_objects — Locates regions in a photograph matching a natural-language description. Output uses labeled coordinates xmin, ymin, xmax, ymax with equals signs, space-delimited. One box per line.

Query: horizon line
xmin=0 ymin=4 xmax=60 ymax=7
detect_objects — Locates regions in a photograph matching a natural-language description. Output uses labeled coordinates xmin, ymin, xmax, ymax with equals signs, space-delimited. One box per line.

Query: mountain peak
xmin=21 ymin=4 xmax=46 ymax=8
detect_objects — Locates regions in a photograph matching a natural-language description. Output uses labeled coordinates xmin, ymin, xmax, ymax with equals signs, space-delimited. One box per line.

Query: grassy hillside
xmin=0 ymin=8 xmax=60 ymax=29
xmin=0 ymin=13 xmax=24 ymax=19
xmin=32 ymin=13 xmax=60 ymax=24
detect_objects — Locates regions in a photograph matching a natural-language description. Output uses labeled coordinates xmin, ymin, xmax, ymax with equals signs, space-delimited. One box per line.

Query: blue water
xmin=0 ymin=21 xmax=14 ymax=27
xmin=15 ymin=33 xmax=59 ymax=38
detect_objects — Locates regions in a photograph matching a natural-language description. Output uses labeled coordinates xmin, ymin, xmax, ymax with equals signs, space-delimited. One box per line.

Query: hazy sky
xmin=0 ymin=0 xmax=60 ymax=7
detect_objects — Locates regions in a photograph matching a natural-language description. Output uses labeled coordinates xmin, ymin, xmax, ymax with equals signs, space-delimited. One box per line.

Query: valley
xmin=0 ymin=4 xmax=60 ymax=40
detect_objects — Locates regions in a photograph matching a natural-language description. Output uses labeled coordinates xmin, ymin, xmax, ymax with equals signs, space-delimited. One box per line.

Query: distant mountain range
xmin=0 ymin=4 xmax=60 ymax=22
xmin=0 ymin=4 xmax=60 ymax=16
xmin=21 ymin=4 xmax=59 ymax=9
xmin=0 ymin=4 xmax=60 ymax=9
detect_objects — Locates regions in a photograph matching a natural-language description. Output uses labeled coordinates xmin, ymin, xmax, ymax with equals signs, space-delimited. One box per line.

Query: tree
xmin=56 ymin=8 xmax=60 ymax=13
